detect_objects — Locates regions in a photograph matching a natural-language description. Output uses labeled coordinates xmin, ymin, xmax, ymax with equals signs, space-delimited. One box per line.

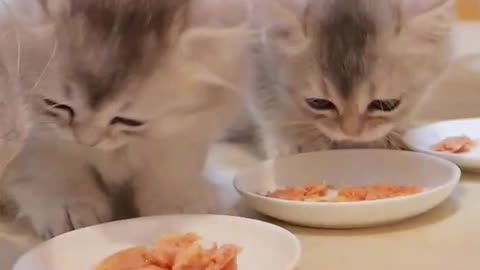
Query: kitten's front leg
xmin=260 ymin=129 xmax=301 ymax=159
xmin=132 ymin=135 xmax=224 ymax=216
xmin=260 ymin=127 xmax=332 ymax=158
xmin=134 ymin=171 xmax=222 ymax=216
xmin=366 ymin=131 xmax=408 ymax=150
xmin=5 ymin=139 xmax=113 ymax=239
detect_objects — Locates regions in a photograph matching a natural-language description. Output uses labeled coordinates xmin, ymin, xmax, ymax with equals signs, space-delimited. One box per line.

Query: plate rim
xmin=233 ymin=149 xmax=461 ymax=207
xmin=13 ymin=215 xmax=302 ymax=270
xmin=403 ymin=118 xmax=480 ymax=163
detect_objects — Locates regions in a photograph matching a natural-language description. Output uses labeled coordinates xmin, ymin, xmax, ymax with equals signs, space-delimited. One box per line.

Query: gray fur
xmin=312 ymin=0 xmax=377 ymax=97
xmin=55 ymin=0 xmax=189 ymax=107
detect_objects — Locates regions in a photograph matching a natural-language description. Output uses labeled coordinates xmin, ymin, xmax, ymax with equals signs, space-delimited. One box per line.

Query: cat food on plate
xmin=265 ymin=184 xmax=329 ymax=202
xmin=96 ymin=233 xmax=241 ymax=270
xmin=266 ymin=184 xmax=423 ymax=202
xmin=433 ymin=136 xmax=476 ymax=154
xmin=337 ymin=184 xmax=423 ymax=202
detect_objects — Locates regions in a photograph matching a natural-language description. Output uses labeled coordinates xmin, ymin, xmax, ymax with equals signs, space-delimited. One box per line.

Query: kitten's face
xmin=34 ymin=0 xmax=249 ymax=150
xmin=268 ymin=0 xmax=453 ymax=142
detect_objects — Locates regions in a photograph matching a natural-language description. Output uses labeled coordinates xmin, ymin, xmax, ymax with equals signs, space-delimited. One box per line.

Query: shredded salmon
xmin=338 ymin=184 xmax=423 ymax=202
xmin=96 ymin=247 xmax=156 ymax=270
xmin=265 ymin=183 xmax=423 ymax=202
xmin=266 ymin=184 xmax=329 ymax=201
xmin=96 ymin=234 xmax=241 ymax=270
xmin=433 ymin=136 xmax=476 ymax=153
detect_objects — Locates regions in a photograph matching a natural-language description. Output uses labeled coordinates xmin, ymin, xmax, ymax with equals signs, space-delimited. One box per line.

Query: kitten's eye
xmin=368 ymin=99 xmax=401 ymax=112
xmin=111 ymin=117 xmax=145 ymax=127
xmin=43 ymin=98 xmax=75 ymax=119
xmin=305 ymin=98 xmax=337 ymax=111
xmin=43 ymin=98 xmax=57 ymax=107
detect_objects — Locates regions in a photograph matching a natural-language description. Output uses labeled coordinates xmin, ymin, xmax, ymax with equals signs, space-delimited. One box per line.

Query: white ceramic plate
xmin=234 ymin=150 xmax=460 ymax=228
xmin=403 ymin=118 xmax=480 ymax=171
xmin=12 ymin=215 xmax=301 ymax=270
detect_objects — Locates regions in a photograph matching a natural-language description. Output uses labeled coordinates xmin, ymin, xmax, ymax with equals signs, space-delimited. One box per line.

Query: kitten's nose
xmin=341 ymin=104 xmax=364 ymax=137
xmin=341 ymin=118 xmax=363 ymax=137
xmin=73 ymin=124 xmax=103 ymax=147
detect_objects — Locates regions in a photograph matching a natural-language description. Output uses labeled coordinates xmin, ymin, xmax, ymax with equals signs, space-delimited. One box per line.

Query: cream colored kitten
xmin=236 ymin=0 xmax=454 ymax=158
xmin=3 ymin=0 xmax=251 ymax=238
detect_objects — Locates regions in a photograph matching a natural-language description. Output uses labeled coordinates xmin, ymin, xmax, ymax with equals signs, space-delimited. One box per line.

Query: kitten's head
xmin=29 ymin=0 xmax=250 ymax=150
xmin=259 ymin=0 xmax=454 ymax=142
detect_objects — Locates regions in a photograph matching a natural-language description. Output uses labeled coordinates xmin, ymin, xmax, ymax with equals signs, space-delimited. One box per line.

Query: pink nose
xmin=341 ymin=118 xmax=363 ymax=137
xmin=73 ymin=125 xmax=103 ymax=147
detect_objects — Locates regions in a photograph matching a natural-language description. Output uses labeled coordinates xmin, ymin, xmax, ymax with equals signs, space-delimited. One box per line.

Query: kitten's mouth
xmin=330 ymin=140 xmax=373 ymax=149
xmin=318 ymin=123 xmax=395 ymax=145
xmin=325 ymin=130 xmax=392 ymax=145
xmin=339 ymin=135 xmax=380 ymax=143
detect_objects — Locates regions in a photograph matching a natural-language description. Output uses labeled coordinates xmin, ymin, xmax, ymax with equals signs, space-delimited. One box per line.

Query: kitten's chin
xmin=52 ymin=130 xmax=126 ymax=151
xmin=319 ymin=124 xmax=395 ymax=144
xmin=94 ymin=141 xmax=128 ymax=152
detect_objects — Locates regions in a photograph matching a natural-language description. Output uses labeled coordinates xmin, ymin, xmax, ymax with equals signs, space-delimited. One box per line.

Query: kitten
xmin=2 ymin=0 xmax=251 ymax=238
xmin=242 ymin=0 xmax=454 ymax=158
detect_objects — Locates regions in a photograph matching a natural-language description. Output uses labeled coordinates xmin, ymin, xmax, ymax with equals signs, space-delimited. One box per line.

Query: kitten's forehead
xmin=56 ymin=0 xmax=188 ymax=107
xmin=308 ymin=0 xmax=391 ymax=98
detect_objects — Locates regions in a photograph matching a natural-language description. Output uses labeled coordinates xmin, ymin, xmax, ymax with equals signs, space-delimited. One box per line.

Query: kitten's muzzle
xmin=340 ymin=117 xmax=364 ymax=137
xmin=73 ymin=124 xmax=104 ymax=147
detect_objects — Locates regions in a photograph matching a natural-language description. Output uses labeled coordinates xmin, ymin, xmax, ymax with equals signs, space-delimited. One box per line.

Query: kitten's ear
xmin=252 ymin=0 xmax=309 ymax=55
xmin=178 ymin=26 xmax=252 ymax=94
xmin=401 ymin=0 xmax=455 ymax=40
xmin=177 ymin=0 xmax=253 ymax=93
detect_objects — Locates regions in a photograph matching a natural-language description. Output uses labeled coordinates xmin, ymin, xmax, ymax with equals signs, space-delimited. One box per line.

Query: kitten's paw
xmin=136 ymin=181 xmax=226 ymax=216
xmin=264 ymin=141 xmax=299 ymax=159
xmin=30 ymin=201 xmax=112 ymax=239
xmin=378 ymin=132 xmax=408 ymax=150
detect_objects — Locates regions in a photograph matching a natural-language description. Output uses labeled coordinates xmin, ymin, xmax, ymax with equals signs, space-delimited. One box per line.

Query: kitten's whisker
xmin=14 ymin=24 xmax=21 ymax=78
xmin=30 ymin=40 xmax=58 ymax=94
xmin=279 ymin=120 xmax=316 ymax=127
xmin=0 ymin=0 xmax=22 ymax=77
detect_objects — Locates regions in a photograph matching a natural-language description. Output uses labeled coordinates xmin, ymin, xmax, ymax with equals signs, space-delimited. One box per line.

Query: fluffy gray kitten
xmin=240 ymin=0 xmax=454 ymax=158
xmin=2 ymin=0 xmax=250 ymax=239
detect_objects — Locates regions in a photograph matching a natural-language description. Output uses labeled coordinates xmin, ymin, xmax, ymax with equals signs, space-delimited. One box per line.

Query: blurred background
xmin=457 ymin=0 xmax=480 ymax=20
xmin=420 ymin=0 xmax=480 ymax=120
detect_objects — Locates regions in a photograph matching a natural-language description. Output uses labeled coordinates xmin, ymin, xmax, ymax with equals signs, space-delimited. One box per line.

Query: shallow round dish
xmin=403 ymin=118 xmax=480 ymax=171
xmin=234 ymin=150 xmax=460 ymax=228
xmin=13 ymin=215 xmax=301 ymax=270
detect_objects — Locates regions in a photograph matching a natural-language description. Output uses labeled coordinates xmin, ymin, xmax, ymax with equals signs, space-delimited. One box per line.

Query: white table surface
xmin=2 ymin=23 xmax=480 ymax=270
